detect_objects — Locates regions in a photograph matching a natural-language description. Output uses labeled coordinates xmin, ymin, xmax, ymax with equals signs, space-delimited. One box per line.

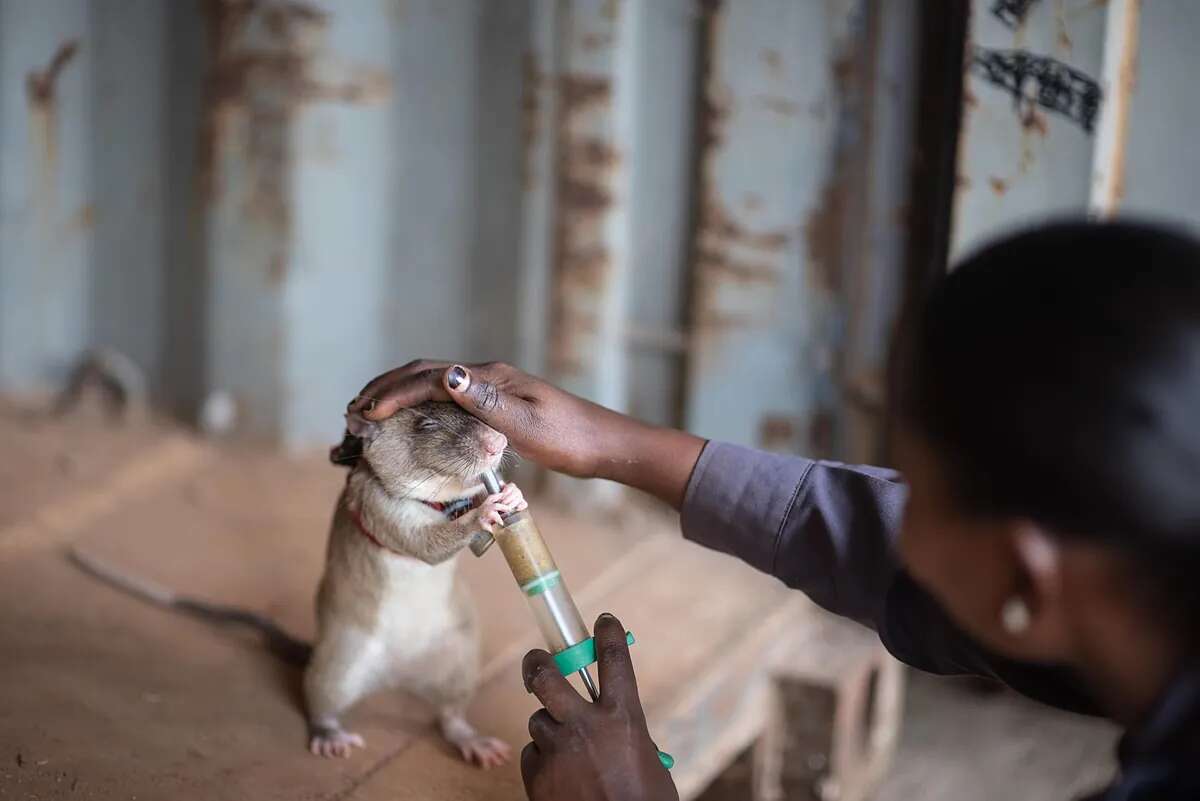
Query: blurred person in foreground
xmin=348 ymin=220 xmax=1200 ymax=801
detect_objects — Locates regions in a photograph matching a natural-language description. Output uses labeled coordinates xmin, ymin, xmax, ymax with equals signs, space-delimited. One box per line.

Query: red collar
xmin=347 ymin=497 xmax=476 ymax=556
xmin=346 ymin=506 xmax=408 ymax=557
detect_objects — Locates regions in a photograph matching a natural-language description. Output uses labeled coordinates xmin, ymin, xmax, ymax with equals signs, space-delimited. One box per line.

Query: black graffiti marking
xmin=991 ymin=0 xmax=1040 ymax=28
xmin=970 ymin=47 xmax=1103 ymax=133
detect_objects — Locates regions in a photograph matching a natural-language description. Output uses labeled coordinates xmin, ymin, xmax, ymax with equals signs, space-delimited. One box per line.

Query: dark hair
xmin=897 ymin=219 xmax=1200 ymax=629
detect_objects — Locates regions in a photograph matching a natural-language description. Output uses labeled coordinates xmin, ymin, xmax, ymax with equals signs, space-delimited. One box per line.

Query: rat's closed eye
xmin=415 ymin=418 xmax=439 ymax=432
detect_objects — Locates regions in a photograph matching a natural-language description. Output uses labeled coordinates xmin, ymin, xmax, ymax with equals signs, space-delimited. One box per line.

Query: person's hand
xmin=348 ymin=360 xmax=610 ymax=477
xmin=347 ymin=360 xmax=705 ymax=508
xmin=520 ymin=614 xmax=678 ymax=801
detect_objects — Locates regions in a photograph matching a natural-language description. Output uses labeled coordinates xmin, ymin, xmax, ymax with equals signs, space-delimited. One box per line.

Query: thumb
xmin=443 ymin=364 xmax=517 ymax=430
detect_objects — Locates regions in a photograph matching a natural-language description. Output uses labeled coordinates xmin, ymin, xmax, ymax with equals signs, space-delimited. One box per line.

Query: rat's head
xmin=337 ymin=403 xmax=508 ymax=500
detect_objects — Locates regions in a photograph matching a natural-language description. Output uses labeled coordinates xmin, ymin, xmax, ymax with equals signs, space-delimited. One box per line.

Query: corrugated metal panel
xmin=841 ymin=0 xmax=918 ymax=465
xmin=951 ymin=0 xmax=1107 ymax=259
xmin=90 ymin=0 xmax=169 ymax=392
xmin=545 ymin=0 xmax=632 ymax=416
xmin=1122 ymin=1 xmax=1200 ymax=230
xmin=622 ymin=0 xmax=697 ymax=430
xmin=682 ymin=0 xmax=870 ymax=457
xmin=0 ymin=0 xmax=92 ymax=390
xmin=0 ymin=0 xmax=917 ymax=458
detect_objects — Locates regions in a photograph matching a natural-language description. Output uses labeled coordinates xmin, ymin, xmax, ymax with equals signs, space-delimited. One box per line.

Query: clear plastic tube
xmin=494 ymin=510 xmax=590 ymax=651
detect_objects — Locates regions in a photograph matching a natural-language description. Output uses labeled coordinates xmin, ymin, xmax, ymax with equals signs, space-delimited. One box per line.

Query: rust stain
xmin=559 ymin=74 xmax=611 ymax=112
xmin=67 ymin=204 xmax=95 ymax=234
xmin=702 ymin=201 xmax=789 ymax=252
xmin=759 ymin=416 xmax=798 ymax=452
xmin=549 ymin=66 xmax=618 ymax=375
xmin=1021 ymin=107 xmax=1049 ymax=137
xmin=26 ymin=40 xmax=80 ymax=201
xmin=197 ymin=0 xmax=390 ymax=285
xmin=989 ymin=176 xmax=1009 ymax=196
xmin=755 ymin=95 xmax=801 ymax=117
xmin=565 ymin=139 xmax=619 ymax=169
xmin=808 ymin=410 xmax=836 ymax=458
xmin=761 ymin=48 xmax=782 ymax=76
xmin=696 ymin=248 xmax=777 ymax=285
xmin=804 ymin=178 xmax=845 ymax=293
xmin=580 ymin=31 xmax=613 ymax=51
xmin=26 ymin=40 xmax=79 ymax=106
xmin=520 ymin=53 xmax=541 ymax=190
xmin=1053 ymin=0 xmax=1073 ymax=53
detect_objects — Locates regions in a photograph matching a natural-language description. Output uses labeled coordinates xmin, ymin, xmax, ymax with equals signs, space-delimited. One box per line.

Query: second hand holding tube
xmin=470 ymin=470 xmax=673 ymax=770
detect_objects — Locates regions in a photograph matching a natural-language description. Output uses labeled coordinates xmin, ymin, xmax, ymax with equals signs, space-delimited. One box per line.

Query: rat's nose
xmin=482 ymin=431 xmax=508 ymax=456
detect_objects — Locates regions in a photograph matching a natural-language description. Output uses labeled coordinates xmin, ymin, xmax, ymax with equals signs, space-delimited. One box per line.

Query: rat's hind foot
xmin=439 ymin=711 xmax=511 ymax=769
xmin=457 ymin=734 xmax=512 ymax=769
xmin=308 ymin=722 xmax=365 ymax=759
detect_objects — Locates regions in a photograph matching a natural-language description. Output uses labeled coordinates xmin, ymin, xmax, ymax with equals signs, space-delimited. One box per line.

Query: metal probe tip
xmin=480 ymin=469 xmax=502 ymax=496
xmin=579 ymin=667 xmax=600 ymax=701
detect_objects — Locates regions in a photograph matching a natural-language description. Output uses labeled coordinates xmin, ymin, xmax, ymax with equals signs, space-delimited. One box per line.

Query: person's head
xmin=892 ymin=220 xmax=1200 ymax=695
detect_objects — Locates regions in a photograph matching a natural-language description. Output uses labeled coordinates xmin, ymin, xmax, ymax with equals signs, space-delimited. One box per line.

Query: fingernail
xmin=447 ymin=365 xmax=468 ymax=390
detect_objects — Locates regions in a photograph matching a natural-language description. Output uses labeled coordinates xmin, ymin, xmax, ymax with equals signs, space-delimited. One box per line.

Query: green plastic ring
xmin=552 ymin=631 xmax=635 ymax=676
xmin=549 ymin=632 xmax=672 ymax=770
xmin=520 ymin=570 xmax=562 ymax=596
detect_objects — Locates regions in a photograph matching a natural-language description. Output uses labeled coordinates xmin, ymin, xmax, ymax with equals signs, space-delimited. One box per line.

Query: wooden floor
xmin=0 ymin=406 xmax=803 ymax=800
xmin=0 ymin=404 xmax=1119 ymax=800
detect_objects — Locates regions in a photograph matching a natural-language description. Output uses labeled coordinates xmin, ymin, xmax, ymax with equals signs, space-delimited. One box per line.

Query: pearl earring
xmin=1001 ymin=596 xmax=1031 ymax=634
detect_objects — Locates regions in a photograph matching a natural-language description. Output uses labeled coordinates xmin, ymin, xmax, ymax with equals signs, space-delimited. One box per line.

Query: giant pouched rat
xmin=71 ymin=402 xmax=523 ymax=768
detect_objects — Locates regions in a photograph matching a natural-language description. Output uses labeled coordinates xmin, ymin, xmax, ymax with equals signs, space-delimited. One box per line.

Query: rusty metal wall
xmin=681 ymin=0 xmax=915 ymax=461
xmin=1122 ymin=1 xmax=1200 ymax=229
xmin=952 ymin=0 xmax=1200 ymax=257
xmin=952 ymin=0 xmax=1107 ymax=260
xmin=0 ymin=1 xmax=92 ymax=390
xmin=0 ymin=0 xmax=919 ymax=459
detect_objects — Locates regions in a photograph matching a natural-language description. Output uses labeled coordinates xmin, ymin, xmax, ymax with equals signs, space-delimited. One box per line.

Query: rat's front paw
xmin=477 ymin=481 xmax=529 ymax=532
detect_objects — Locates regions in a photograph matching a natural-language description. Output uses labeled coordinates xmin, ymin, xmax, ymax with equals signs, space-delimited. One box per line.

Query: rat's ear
xmin=345 ymin=410 xmax=380 ymax=441
xmin=329 ymin=432 xmax=363 ymax=467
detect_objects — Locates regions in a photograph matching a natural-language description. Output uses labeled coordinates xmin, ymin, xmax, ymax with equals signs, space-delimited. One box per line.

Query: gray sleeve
xmin=680 ymin=440 xmax=907 ymax=625
xmin=680 ymin=441 xmax=1102 ymax=715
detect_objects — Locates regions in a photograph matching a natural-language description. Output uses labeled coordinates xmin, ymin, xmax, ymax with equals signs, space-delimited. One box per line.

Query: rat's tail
xmin=69 ymin=546 xmax=313 ymax=667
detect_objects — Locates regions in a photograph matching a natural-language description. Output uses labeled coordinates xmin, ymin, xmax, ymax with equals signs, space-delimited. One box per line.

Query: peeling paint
xmin=804 ymin=178 xmax=846 ymax=293
xmin=67 ymin=204 xmax=95 ymax=234
xmin=25 ymin=40 xmax=80 ymax=179
xmin=520 ymin=53 xmax=542 ymax=189
xmin=197 ymin=0 xmax=391 ymax=284
xmin=550 ymin=59 xmax=617 ymax=374
xmin=759 ymin=415 xmax=799 ymax=452
xmin=1021 ymin=106 xmax=1049 ymax=136
xmin=26 ymin=40 xmax=79 ymax=107
xmin=559 ymin=74 xmax=611 ymax=112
